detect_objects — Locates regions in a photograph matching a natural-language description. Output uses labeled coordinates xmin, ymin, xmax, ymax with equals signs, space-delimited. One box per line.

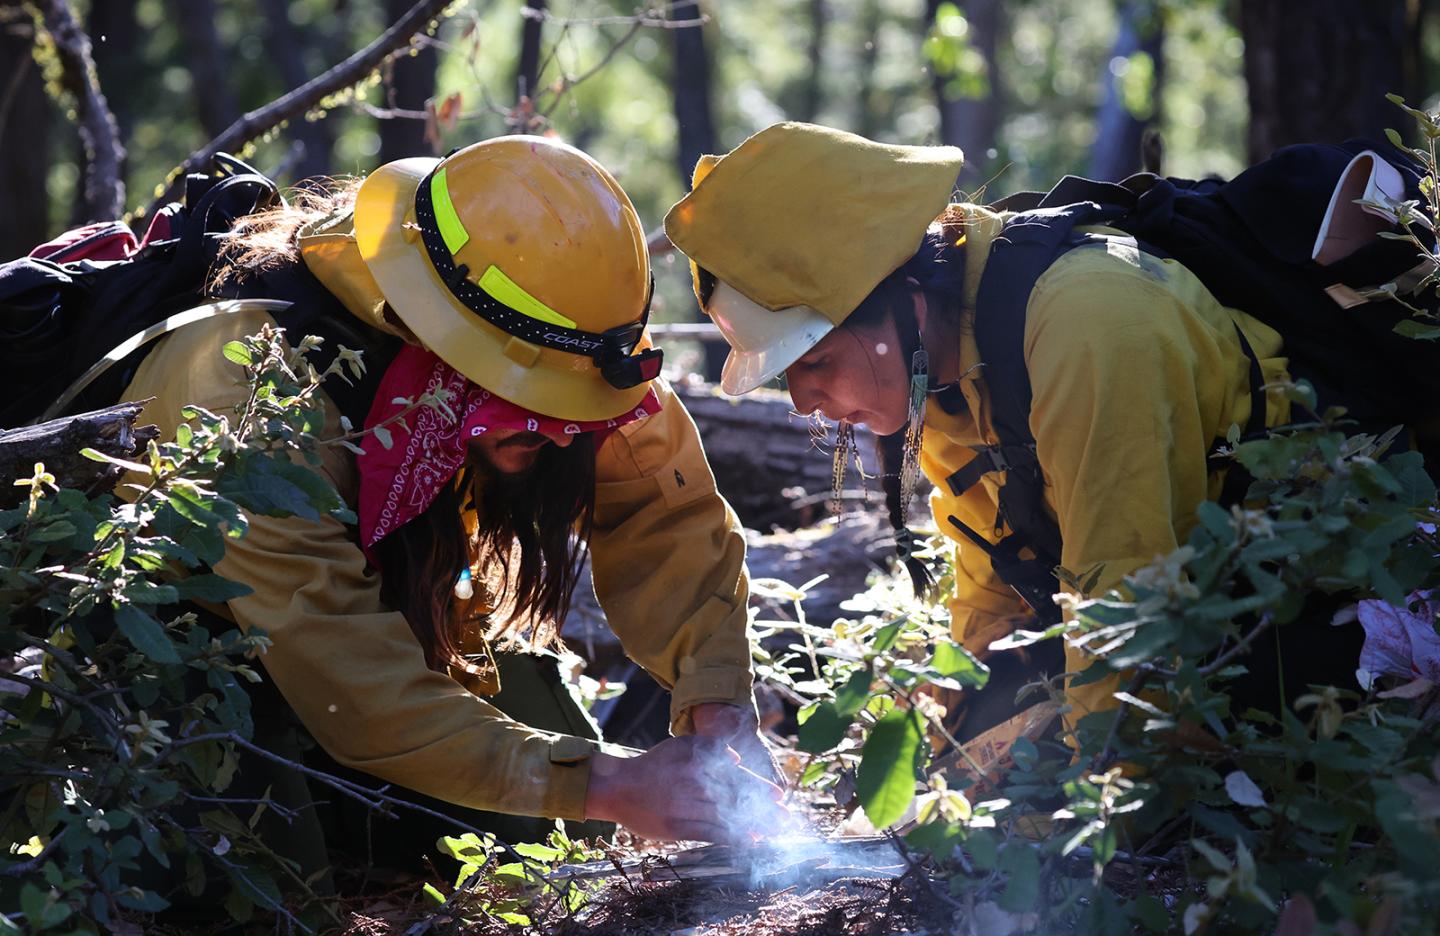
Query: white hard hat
xmin=707 ymin=280 xmax=835 ymax=395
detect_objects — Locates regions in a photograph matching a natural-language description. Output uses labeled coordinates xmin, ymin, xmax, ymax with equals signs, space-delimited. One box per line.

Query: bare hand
xmin=690 ymin=702 xmax=785 ymax=788
xmin=584 ymin=734 xmax=790 ymax=843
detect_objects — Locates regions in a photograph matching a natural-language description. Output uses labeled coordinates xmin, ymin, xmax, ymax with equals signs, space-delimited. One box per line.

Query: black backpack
xmin=0 ymin=154 xmax=392 ymax=430
xmin=945 ymin=139 xmax=1440 ymax=623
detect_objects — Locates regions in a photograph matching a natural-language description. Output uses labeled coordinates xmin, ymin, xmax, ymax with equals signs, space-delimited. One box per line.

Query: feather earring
xmin=830 ymin=420 xmax=858 ymax=515
xmin=895 ymin=346 xmax=933 ymax=596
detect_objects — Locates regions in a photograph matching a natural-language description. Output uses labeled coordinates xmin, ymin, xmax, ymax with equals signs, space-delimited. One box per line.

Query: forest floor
xmin=333 ymin=786 xmax=942 ymax=936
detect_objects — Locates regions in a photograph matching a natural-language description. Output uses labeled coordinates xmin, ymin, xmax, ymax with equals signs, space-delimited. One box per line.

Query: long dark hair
xmin=374 ymin=437 xmax=599 ymax=672
xmin=844 ymin=214 xmax=969 ymax=587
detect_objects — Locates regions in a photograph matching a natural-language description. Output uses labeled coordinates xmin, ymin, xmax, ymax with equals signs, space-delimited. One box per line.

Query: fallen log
xmin=0 ymin=402 xmax=158 ymax=506
xmin=672 ymin=380 xmax=883 ymax=530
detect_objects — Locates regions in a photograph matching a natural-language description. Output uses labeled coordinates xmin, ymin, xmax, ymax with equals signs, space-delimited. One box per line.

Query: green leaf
xmin=855 ymin=708 xmax=923 ymax=828
xmin=422 ymin=883 xmax=447 ymax=905
xmin=19 ymin=884 xmax=48 ymax=929
xmin=228 ymin=866 xmax=283 ymax=912
xmin=79 ymin=447 xmax=150 ymax=475
xmin=114 ymin=604 xmax=181 ymax=663
xmin=997 ymin=842 xmax=1040 ymax=913
xmin=372 ymin=425 xmax=393 ymax=450
xmin=216 ymin=456 xmax=320 ymax=520
xmin=115 ymin=888 xmax=169 ymax=913
xmin=438 ymin=833 xmax=493 ymax=862
xmin=1133 ymin=894 xmax=1169 ymax=933
xmin=511 ymin=842 xmax=564 ymax=862
xmin=29 ymin=520 xmax=77 ymax=543
xmin=222 ymin=341 xmax=254 ymax=366
xmin=797 ymin=701 xmax=852 ymax=754
xmin=172 ymin=573 xmax=253 ymax=603
xmin=1394 ymin=318 xmax=1440 ymax=340
xmin=165 ymin=486 xmax=224 ymax=528
xmin=871 ymin=619 xmax=904 ymax=654
xmin=966 ymin=828 xmax=1000 ymax=870
xmin=931 ymin=641 xmax=990 ymax=688
xmin=1191 ymin=837 xmax=1231 ymax=873
xmin=833 ymin=668 xmax=874 ymax=716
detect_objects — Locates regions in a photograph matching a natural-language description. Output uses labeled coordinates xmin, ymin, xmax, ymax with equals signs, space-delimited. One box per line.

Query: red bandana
xmin=356 ymin=345 xmax=661 ymax=556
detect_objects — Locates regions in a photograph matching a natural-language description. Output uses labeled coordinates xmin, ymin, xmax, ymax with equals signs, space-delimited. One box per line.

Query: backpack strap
xmin=961 ymin=193 xmax=1273 ymax=622
xmin=39 ymin=299 xmax=294 ymax=423
xmin=946 ymin=201 xmax=1120 ymax=623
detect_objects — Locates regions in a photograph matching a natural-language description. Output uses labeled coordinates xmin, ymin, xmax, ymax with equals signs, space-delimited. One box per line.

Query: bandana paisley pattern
xmin=357 ymin=344 xmax=661 ymax=556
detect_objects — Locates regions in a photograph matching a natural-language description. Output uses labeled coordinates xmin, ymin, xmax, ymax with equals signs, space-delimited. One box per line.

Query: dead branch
xmin=29 ymin=0 xmax=125 ymax=219
xmin=0 ymin=402 xmax=158 ymax=506
xmin=153 ymin=0 xmax=458 ymax=212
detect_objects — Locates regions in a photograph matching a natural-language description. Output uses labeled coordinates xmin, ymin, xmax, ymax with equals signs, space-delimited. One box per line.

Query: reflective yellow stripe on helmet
xmin=430 ymin=168 xmax=470 ymax=254
xmin=478 ymin=265 xmax=578 ymax=329
xmin=431 ymin=167 xmax=579 ymax=330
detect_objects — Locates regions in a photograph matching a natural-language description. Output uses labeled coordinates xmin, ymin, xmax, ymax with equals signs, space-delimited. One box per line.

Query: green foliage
xmin=425 ymin=822 xmax=602 ymax=929
xmin=1371 ymin=95 xmax=1440 ymax=341
xmin=765 ymin=402 xmax=1440 ymax=932
xmin=0 ymin=326 xmax=374 ymax=931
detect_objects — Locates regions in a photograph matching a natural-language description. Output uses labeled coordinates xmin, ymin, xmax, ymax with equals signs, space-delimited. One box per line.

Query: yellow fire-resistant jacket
xmin=118 ymin=303 xmax=755 ymax=823
xmin=922 ymin=205 xmax=1294 ymax=725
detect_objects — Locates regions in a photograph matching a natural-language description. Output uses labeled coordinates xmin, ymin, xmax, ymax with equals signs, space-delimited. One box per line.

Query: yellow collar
xmin=923 ymin=203 xmax=1009 ymax=445
xmin=297 ymin=209 xmax=419 ymax=343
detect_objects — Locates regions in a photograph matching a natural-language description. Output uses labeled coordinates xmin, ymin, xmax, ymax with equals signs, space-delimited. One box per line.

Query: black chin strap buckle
xmin=598 ymin=329 xmax=663 ymax=388
xmin=596 ymin=276 xmax=663 ymax=390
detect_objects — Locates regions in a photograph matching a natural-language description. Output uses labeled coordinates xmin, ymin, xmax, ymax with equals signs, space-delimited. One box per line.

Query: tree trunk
xmin=797 ymin=0 xmax=827 ymax=122
xmin=86 ymin=0 xmax=139 ymax=144
xmin=170 ymin=0 xmax=239 ymax=140
xmin=0 ymin=3 xmax=52 ymax=258
xmin=0 ymin=403 xmax=158 ymax=506
xmin=515 ymin=0 xmax=545 ymax=103
xmin=1240 ymin=0 xmax=1406 ymax=163
xmin=260 ymin=0 xmax=336 ymax=180
xmin=377 ymin=0 xmax=437 ymax=163
xmin=34 ymin=0 xmax=125 ymax=222
xmin=925 ymin=0 xmax=1002 ymax=181
xmin=1087 ymin=0 xmax=1165 ymax=181
xmin=855 ymin=0 xmax=883 ymax=139
xmin=669 ymin=3 xmax=726 ymax=381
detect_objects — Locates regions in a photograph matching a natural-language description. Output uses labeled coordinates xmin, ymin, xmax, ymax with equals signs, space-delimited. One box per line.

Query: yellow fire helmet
xmin=353 ymin=135 xmax=659 ymax=422
xmin=664 ymin=123 xmax=962 ymax=395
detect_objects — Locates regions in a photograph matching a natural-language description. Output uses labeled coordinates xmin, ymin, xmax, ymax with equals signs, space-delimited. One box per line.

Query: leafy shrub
xmin=0 ymin=327 xmax=366 ymax=932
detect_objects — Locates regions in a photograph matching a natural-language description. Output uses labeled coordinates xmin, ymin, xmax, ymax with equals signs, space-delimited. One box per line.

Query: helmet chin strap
xmin=882 ymin=279 xmax=935 ymax=597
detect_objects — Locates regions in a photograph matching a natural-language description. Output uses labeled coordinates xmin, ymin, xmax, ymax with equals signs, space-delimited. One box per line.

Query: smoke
xmin=689 ymin=739 xmax=904 ymax=890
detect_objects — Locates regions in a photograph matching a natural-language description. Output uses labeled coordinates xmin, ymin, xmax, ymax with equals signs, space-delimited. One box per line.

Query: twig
xmin=882 ymin=830 xmax=965 ymax=915
xmin=160 ymin=730 xmax=558 ymax=888
xmin=0 ymin=827 xmax=67 ymax=877
xmin=1090 ymin=669 xmax=1149 ymax=773
xmin=520 ymin=0 xmax=704 ymax=29
xmin=29 ymin=0 xmax=125 ymax=219
xmin=538 ymin=17 xmax=645 ymax=118
xmin=185 ymin=793 xmax=305 ymax=823
xmin=1139 ymin=612 xmax=1277 ymax=681
xmin=151 ymin=0 xmax=457 ymax=213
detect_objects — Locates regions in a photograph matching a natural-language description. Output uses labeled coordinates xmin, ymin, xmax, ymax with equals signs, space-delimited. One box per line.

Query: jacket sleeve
xmin=119 ymin=309 xmax=599 ymax=820
xmin=921 ymin=446 xmax=1032 ymax=656
xmin=1023 ymin=266 xmax=1234 ymax=728
xmin=589 ymin=379 xmax=757 ymax=735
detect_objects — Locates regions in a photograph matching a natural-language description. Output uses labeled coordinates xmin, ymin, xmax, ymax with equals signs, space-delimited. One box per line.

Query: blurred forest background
xmin=2 ymin=0 xmax=1439 ymax=377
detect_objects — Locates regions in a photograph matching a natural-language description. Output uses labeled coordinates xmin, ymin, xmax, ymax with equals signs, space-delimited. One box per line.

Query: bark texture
xmin=0 ymin=403 xmax=159 ymax=506
xmin=1241 ymin=0 xmax=1407 ymax=162
xmin=0 ymin=4 xmax=51 ymax=259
